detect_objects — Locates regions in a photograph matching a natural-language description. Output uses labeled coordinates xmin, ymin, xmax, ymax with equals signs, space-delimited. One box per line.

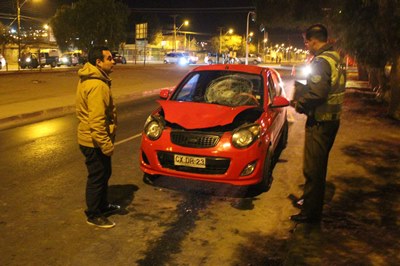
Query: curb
xmin=0 ymin=88 xmax=162 ymax=131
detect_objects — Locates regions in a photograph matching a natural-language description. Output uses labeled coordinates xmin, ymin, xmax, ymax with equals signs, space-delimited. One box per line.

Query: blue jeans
xmin=79 ymin=145 xmax=112 ymax=218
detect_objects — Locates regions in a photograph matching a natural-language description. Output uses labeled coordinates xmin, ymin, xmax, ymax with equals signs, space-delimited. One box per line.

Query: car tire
xmin=279 ymin=119 xmax=289 ymax=150
xmin=253 ymin=147 xmax=274 ymax=193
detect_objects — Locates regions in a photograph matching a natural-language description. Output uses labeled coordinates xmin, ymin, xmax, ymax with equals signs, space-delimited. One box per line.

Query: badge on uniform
xmin=311 ymin=75 xmax=322 ymax=83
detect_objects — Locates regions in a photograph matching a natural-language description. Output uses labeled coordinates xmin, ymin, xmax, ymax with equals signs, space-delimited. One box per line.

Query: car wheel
xmin=280 ymin=119 xmax=289 ymax=150
xmin=122 ymin=58 xmax=127 ymax=64
xmin=253 ymin=60 xmax=259 ymax=65
xmin=253 ymin=147 xmax=274 ymax=193
xmin=143 ymin=173 xmax=159 ymax=185
xmin=21 ymin=65 xmax=26 ymax=69
xmin=0 ymin=62 xmax=2 ymax=70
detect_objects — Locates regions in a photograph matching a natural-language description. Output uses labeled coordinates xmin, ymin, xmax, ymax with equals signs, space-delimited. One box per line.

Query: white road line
xmin=115 ymin=133 xmax=142 ymax=146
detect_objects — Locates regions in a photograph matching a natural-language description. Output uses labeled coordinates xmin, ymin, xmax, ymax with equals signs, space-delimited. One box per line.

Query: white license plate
xmin=174 ymin=154 xmax=206 ymax=168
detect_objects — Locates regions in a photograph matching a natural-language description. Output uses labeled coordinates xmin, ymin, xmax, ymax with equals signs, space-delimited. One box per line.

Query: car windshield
xmin=171 ymin=70 xmax=263 ymax=107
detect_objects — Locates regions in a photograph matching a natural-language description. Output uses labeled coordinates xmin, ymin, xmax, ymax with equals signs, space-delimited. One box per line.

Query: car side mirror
xmin=270 ymin=96 xmax=290 ymax=108
xmin=159 ymin=87 xmax=175 ymax=99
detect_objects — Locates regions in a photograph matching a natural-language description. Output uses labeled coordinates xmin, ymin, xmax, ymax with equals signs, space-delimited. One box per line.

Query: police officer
xmin=290 ymin=24 xmax=345 ymax=223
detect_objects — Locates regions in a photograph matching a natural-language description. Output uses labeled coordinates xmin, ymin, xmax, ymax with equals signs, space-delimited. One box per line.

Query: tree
xmin=50 ymin=0 xmax=129 ymax=52
xmin=254 ymin=0 xmax=400 ymax=120
xmin=331 ymin=0 xmax=400 ymax=119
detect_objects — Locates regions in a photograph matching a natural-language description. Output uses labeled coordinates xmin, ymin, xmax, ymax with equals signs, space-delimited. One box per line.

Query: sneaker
xmin=101 ymin=203 xmax=121 ymax=215
xmin=86 ymin=216 xmax=115 ymax=229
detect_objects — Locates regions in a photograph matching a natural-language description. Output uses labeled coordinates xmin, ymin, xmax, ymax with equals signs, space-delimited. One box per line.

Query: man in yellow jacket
xmin=76 ymin=46 xmax=119 ymax=229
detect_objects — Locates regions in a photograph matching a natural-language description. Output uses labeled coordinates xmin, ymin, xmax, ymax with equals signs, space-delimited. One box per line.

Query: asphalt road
xmin=0 ymin=69 xmax=302 ymax=265
xmin=1 ymin=67 xmax=399 ymax=265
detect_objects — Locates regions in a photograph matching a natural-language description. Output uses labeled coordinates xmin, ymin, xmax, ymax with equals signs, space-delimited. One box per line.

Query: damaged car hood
xmin=158 ymin=100 xmax=256 ymax=129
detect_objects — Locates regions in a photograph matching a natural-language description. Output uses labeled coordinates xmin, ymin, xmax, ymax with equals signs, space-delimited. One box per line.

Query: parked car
xmin=112 ymin=52 xmax=127 ymax=64
xmin=58 ymin=53 xmax=78 ymax=66
xmin=0 ymin=54 xmax=6 ymax=69
xmin=19 ymin=53 xmax=39 ymax=69
xmin=39 ymin=52 xmax=59 ymax=68
xmin=236 ymin=54 xmax=262 ymax=65
xmin=70 ymin=52 xmax=87 ymax=65
xmin=164 ymin=52 xmax=189 ymax=65
xmin=139 ymin=64 xmax=289 ymax=192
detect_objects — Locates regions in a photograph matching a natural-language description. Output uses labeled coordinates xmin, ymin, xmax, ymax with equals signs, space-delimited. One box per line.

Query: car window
xmin=267 ymin=73 xmax=276 ymax=102
xmin=172 ymin=71 xmax=263 ymax=107
xmin=271 ymin=71 xmax=282 ymax=97
xmin=174 ymin=73 xmax=200 ymax=101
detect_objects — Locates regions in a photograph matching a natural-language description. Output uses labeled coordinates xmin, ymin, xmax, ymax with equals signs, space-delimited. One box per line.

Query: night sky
xmin=0 ymin=0 xmax=303 ymax=47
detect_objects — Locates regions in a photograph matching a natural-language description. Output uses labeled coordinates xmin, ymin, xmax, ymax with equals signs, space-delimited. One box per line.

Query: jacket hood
xmin=158 ymin=100 xmax=256 ymax=129
xmin=78 ymin=62 xmax=111 ymax=84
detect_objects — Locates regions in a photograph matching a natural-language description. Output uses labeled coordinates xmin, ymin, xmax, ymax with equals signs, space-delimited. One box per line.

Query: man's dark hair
xmin=88 ymin=46 xmax=109 ymax=65
xmin=305 ymin=24 xmax=328 ymax=42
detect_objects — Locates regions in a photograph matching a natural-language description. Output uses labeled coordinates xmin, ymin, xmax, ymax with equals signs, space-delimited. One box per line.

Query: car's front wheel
xmin=253 ymin=147 xmax=274 ymax=193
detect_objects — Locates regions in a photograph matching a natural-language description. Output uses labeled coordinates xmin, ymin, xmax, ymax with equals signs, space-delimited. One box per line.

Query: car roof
xmin=192 ymin=64 xmax=271 ymax=75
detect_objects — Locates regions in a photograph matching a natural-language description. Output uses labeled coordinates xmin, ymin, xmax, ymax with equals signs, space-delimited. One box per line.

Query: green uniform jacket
xmin=295 ymin=44 xmax=345 ymax=121
xmin=76 ymin=62 xmax=117 ymax=156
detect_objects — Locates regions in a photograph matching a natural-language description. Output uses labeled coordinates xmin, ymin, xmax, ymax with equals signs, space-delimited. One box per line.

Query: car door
xmin=265 ymin=70 xmax=286 ymax=151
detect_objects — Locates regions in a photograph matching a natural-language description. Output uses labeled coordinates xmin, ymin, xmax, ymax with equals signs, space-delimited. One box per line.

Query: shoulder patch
xmin=311 ymin=75 xmax=322 ymax=83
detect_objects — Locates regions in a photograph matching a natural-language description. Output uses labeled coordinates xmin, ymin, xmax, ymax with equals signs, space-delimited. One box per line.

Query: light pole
xmin=16 ymin=0 xmax=40 ymax=70
xmin=174 ymin=20 xmax=188 ymax=51
xmin=245 ymin=11 xmax=256 ymax=65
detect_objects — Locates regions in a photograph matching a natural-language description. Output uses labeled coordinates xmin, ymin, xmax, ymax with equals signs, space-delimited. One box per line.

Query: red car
xmin=139 ymin=64 xmax=289 ymax=191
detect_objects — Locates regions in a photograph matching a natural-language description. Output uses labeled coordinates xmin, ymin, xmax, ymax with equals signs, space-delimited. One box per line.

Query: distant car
xmin=0 ymin=54 xmax=6 ymax=69
xmin=58 ymin=53 xmax=78 ymax=66
xmin=164 ymin=52 xmax=189 ymax=65
xmin=236 ymin=54 xmax=262 ymax=65
xmin=112 ymin=52 xmax=127 ymax=64
xmin=139 ymin=64 xmax=289 ymax=192
xmin=183 ymin=52 xmax=198 ymax=64
xmin=19 ymin=53 xmax=39 ymax=69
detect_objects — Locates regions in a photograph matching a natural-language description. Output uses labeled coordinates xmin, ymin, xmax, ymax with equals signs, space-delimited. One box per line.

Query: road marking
xmin=115 ymin=133 xmax=142 ymax=146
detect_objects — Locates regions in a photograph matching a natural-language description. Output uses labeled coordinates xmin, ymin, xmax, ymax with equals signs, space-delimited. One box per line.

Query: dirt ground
xmin=276 ymin=91 xmax=400 ymax=265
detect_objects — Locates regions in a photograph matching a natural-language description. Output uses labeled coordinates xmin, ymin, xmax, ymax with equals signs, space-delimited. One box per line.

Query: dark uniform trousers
xmin=302 ymin=117 xmax=340 ymax=219
xmin=79 ymin=145 xmax=112 ymax=219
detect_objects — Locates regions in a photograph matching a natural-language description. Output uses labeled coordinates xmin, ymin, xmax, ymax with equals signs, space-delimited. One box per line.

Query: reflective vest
xmin=314 ymin=51 xmax=346 ymax=121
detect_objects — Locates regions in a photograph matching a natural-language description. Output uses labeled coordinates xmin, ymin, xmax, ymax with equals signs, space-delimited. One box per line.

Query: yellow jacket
xmin=76 ymin=63 xmax=117 ymax=156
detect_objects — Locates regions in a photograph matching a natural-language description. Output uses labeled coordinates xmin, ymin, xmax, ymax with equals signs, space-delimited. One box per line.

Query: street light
xmin=245 ymin=11 xmax=256 ymax=65
xmin=174 ymin=20 xmax=188 ymax=51
xmin=16 ymin=0 xmax=41 ymax=70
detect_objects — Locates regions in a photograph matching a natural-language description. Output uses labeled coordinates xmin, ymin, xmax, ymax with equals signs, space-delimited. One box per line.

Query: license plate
xmin=174 ymin=154 xmax=206 ymax=168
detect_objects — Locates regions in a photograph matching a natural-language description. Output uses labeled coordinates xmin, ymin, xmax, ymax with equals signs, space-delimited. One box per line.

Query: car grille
xmin=170 ymin=131 xmax=221 ymax=148
xmin=157 ymin=151 xmax=230 ymax=175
